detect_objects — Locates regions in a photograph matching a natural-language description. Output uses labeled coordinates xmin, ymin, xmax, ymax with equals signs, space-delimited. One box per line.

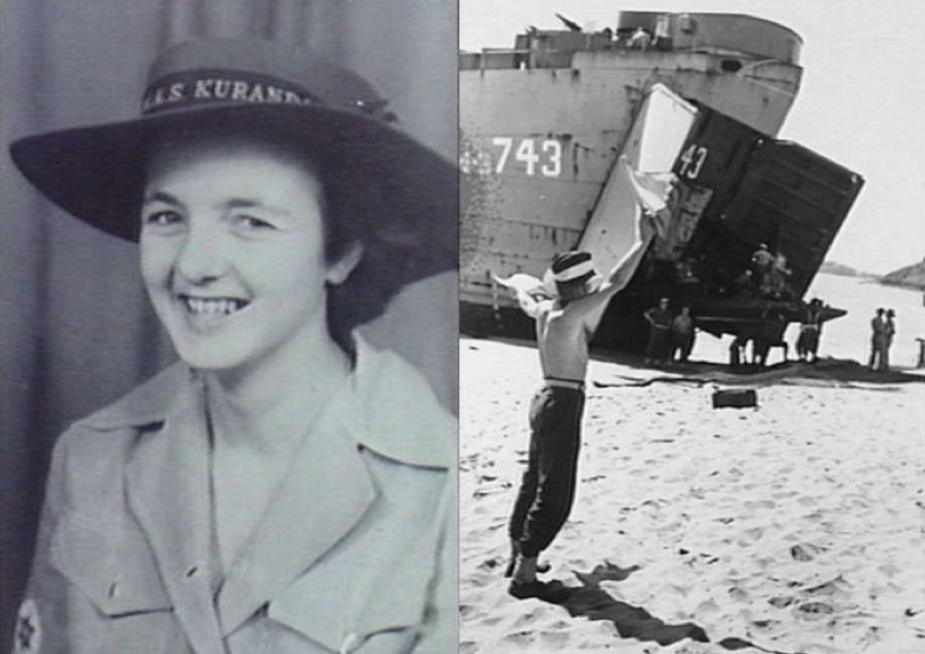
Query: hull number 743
xmin=492 ymin=137 xmax=562 ymax=177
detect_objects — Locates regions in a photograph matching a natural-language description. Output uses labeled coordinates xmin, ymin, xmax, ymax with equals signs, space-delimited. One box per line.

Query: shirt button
xmin=108 ymin=581 xmax=120 ymax=598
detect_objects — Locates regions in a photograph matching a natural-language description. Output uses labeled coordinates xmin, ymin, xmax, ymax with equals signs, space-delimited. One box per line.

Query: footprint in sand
xmin=728 ymin=586 xmax=749 ymax=602
xmin=476 ymin=557 xmax=503 ymax=572
xmin=537 ymin=631 xmax=570 ymax=649
xmin=511 ymin=607 xmax=547 ymax=629
xmin=790 ymin=543 xmax=827 ymax=562
xmin=500 ymin=630 xmax=537 ymax=649
xmin=802 ymin=576 xmax=850 ymax=599
xmin=476 ymin=614 xmax=507 ymax=627
xmin=754 ymin=556 xmax=776 ymax=569
xmin=749 ymin=618 xmax=784 ymax=634
xmin=793 ymin=600 xmax=836 ymax=619
xmin=465 ymin=571 xmax=499 ymax=589
xmin=696 ymin=598 xmax=721 ymax=614
xmin=459 ymin=604 xmax=478 ymax=618
xmin=742 ymin=527 xmax=764 ymax=541
xmin=858 ymin=625 xmax=882 ymax=648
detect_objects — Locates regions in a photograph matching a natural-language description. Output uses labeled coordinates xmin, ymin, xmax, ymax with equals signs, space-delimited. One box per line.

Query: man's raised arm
xmin=493 ymin=272 xmax=550 ymax=319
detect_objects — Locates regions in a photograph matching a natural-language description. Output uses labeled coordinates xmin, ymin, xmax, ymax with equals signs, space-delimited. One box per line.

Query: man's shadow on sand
xmin=528 ymin=561 xmax=792 ymax=653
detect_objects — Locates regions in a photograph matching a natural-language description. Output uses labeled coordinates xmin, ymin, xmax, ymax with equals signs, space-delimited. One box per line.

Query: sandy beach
xmin=460 ymin=275 xmax=925 ymax=654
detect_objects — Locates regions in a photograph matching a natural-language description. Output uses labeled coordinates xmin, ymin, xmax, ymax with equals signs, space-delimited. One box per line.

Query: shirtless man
xmin=505 ymin=216 xmax=654 ymax=597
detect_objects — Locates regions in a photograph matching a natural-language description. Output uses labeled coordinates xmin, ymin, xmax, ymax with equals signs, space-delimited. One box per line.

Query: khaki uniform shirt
xmin=14 ymin=339 xmax=457 ymax=654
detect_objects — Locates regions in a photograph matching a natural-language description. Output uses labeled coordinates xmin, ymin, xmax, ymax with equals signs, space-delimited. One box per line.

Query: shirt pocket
xmin=265 ymin=557 xmax=432 ymax=654
xmin=49 ymin=513 xmax=185 ymax=653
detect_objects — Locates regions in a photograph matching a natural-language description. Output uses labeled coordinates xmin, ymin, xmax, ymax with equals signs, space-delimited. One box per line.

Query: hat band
xmin=141 ymin=69 xmax=322 ymax=115
xmin=553 ymin=259 xmax=594 ymax=282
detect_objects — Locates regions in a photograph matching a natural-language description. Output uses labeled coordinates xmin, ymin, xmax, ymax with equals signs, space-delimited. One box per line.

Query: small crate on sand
xmin=712 ymin=388 xmax=758 ymax=408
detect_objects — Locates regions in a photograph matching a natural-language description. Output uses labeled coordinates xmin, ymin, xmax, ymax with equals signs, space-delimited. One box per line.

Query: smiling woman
xmin=8 ymin=36 xmax=457 ymax=654
xmin=140 ymin=136 xmax=342 ymax=376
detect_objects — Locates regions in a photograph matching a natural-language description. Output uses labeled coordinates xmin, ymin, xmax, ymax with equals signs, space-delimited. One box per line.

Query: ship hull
xmin=460 ymin=12 xmax=863 ymax=351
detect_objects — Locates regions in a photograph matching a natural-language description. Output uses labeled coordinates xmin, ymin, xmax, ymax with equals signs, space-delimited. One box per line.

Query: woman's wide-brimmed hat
xmin=10 ymin=38 xmax=457 ymax=329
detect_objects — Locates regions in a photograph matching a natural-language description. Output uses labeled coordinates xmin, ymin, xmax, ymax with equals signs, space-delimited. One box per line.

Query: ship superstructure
xmin=461 ymin=11 xmax=863 ymax=349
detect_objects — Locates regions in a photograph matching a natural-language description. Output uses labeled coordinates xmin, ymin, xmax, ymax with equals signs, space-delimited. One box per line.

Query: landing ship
xmin=460 ymin=11 xmax=864 ymax=351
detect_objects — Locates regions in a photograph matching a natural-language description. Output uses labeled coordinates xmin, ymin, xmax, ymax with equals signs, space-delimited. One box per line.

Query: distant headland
xmin=821 ymin=259 xmax=925 ymax=291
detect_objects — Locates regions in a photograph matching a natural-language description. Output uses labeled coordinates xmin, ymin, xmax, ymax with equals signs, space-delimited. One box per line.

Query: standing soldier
xmin=670 ymin=305 xmax=696 ymax=363
xmin=796 ymin=298 xmax=825 ymax=363
xmin=881 ymin=309 xmax=897 ymax=371
xmin=868 ymin=308 xmax=886 ymax=369
xmin=644 ymin=297 xmax=673 ymax=364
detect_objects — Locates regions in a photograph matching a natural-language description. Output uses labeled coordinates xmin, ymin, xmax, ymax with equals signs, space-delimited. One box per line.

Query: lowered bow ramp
xmin=717 ymin=141 xmax=865 ymax=300
xmin=578 ymin=84 xmax=695 ymax=278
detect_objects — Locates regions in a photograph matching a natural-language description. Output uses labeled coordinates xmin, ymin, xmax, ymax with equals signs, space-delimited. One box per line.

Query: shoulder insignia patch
xmin=14 ymin=599 xmax=42 ymax=654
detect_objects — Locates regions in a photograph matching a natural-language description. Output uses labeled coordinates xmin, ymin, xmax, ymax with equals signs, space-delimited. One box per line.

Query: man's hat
xmin=10 ymin=39 xmax=457 ymax=328
xmin=547 ymin=251 xmax=600 ymax=298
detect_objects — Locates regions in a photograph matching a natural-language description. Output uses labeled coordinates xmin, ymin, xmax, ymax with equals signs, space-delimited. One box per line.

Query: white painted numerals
xmin=491 ymin=137 xmax=562 ymax=177
xmin=515 ymin=139 xmax=540 ymax=175
xmin=541 ymin=140 xmax=562 ymax=176
xmin=492 ymin=137 xmax=513 ymax=173
xmin=678 ymin=144 xmax=708 ymax=180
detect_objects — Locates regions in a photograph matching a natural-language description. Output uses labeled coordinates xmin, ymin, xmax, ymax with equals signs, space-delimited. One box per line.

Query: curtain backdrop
xmin=0 ymin=0 xmax=458 ymax=644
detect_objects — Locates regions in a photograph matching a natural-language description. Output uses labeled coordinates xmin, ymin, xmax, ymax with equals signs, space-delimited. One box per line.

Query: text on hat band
xmin=142 ymin=69 xmax=321 ymax=114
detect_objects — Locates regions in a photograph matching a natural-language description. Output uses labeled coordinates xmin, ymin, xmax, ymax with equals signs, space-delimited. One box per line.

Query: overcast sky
xmin=460 ymin=0 xmax=925 ymax=275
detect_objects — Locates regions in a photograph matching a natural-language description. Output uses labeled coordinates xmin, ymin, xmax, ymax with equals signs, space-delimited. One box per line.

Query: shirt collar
xmin=80 ymin=336 xmax=454 ymax=469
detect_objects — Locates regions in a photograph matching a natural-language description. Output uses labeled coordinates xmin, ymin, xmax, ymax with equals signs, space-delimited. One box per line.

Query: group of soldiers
xmin=868 ymin=307 xmax=898 ymax=371
xmin=641 ymin=297 xmax=908 ymax=372
xmin=643 ymin=295 xmax=829 ymax=368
